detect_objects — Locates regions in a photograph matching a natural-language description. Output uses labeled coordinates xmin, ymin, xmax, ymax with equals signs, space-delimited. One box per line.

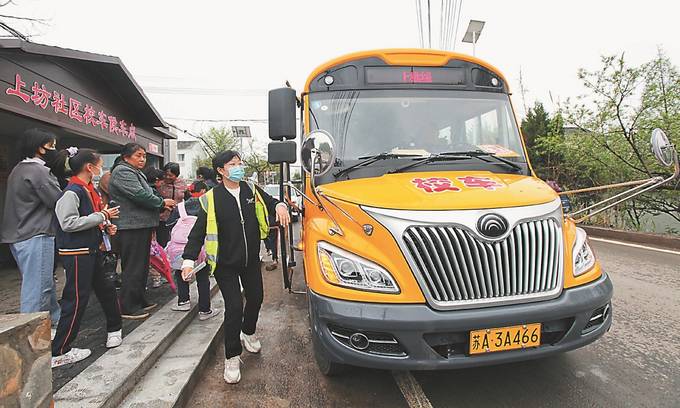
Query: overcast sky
xmin=4 ymin=0 xmax=679 ymax=147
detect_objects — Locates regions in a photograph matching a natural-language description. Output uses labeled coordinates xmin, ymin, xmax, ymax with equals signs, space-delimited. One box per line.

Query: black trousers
xmin=52 ymin=252 xmax=122 ymax=356
xmin=156 ymin=223 xmax=171 ymax=248
xmin=174 ymin=268 xmax=211 ymax=313
xmin=213 ymin=260 xmax=263 ymax=359
xmin=264 ymin=228 xmax=278 ymax=261
xmin=118 ymin=228 xmax=153 ymax=314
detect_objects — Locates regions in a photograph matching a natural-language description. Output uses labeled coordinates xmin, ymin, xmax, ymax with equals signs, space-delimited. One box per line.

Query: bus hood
xmin=318 ymin=171 xmax=558 ymax=210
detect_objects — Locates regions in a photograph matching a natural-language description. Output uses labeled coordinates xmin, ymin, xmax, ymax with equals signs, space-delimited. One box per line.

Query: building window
xmin=178 ymin=153 xmax=185 ymax=162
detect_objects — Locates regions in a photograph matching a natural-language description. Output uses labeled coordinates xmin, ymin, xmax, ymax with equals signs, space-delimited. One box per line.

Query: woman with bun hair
xmin=109 ymin=143 xmax=176 ymax=319
xmin=51 ymin=147 xmax=123 ymax=368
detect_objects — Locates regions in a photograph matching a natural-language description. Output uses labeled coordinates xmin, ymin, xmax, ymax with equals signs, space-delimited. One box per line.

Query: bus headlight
xmin=317 ymin=242 xmax=399 ymax=293
xmin=573 ymin=228 xmax=595 ymax=276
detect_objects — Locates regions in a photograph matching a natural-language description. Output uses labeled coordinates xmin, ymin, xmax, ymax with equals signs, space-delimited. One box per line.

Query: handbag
xmin=99 ymin=251 xmax=120 ymax=286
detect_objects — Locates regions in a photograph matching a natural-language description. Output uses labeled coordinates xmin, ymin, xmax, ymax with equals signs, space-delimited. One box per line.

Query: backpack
xmin=166 ymin=201 xmax=206 ymax=270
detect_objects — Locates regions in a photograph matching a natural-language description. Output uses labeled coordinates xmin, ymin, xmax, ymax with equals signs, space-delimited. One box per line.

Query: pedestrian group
xmin=0 ymin=129 xmax=289 ymax=383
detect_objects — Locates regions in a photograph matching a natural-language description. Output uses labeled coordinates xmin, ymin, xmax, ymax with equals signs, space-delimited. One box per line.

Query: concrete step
xmin=54 ymin=278 xmax=219 ymax=408
xmin=119 ymin=293 xmax=224 ymax=408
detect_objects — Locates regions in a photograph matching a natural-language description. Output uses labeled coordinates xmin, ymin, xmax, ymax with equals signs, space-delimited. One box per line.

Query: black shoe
xmin=121 ymin=310 xmax=150 ymax=320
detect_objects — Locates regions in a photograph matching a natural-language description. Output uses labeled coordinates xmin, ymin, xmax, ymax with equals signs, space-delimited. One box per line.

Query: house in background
xmin=175 ymin=139 xmax=206 ymax=180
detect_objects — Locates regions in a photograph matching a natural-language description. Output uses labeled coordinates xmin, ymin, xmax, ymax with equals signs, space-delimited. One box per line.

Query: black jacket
xmin=182 ymin=182 xmax=280 ymax=269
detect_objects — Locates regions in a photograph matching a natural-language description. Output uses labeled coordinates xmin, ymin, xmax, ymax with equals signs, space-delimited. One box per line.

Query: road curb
xmin=582 ymin=225 xmax=680 ymax=251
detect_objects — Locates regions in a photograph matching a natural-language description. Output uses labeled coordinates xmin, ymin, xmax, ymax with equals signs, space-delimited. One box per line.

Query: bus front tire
xmin=313 ymin=337 xmax=349 ymax=376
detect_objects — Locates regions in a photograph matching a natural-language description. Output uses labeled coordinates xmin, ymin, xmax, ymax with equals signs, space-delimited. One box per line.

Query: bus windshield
xmin=309 ymin=90 xmax=526 ymax=163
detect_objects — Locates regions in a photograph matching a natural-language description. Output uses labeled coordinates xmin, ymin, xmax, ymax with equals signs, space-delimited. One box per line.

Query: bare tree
xmin=0 ymin=1 xmax=49 ymax=40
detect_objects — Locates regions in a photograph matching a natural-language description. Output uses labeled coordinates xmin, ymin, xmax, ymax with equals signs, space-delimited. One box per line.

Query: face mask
xmin=227 ymin=165 xmax=245 ymax=182
xmin=41 ymin=148 xmax=57 ymax=164
xmin=91 ymin=165 xmax=103 ymax=178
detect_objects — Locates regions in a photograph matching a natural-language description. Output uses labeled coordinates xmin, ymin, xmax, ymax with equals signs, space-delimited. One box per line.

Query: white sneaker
xmin=224 ymin=356 xmax=242 ymax=384
xmin=171 ymin=301 xmax=191 ymax=311
xmin=198 ymin=308 xmax=222 ymax=321
xmin=106 ymin=330 xmax=123 ymax=348
xmin=51 ymin=348 xmax=91 ymax=368
xmin=51 ymin=328 xmax=56 ymax=341
xmin=240 ymin=332 xmax=262 ymax=354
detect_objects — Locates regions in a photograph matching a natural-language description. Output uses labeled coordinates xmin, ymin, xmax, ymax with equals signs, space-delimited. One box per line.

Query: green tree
xmin=521 ymin=101 xmax=550 ymax=150
xmin=521 ymin=102 xmax=565 ymax=181
xmin=193 ymin=126 xmax=239 ymax=169
xmin=560 ymin=51 xmax=680 ymax=227
xmin=243 ymin=152 xmax=277 ymax=184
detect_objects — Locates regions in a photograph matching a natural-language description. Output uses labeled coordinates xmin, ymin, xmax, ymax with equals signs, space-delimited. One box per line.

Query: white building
xmin=175 ymin=139 xmax=206 ymax=179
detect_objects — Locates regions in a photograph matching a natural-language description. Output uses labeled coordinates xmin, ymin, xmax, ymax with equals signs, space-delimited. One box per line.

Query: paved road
xmin=190 ymin=237 xmax=680 ymax=408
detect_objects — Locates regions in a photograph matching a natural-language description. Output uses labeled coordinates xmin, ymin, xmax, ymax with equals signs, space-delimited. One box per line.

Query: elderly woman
xmin=109 ymin=143 xmax=175 ymax=319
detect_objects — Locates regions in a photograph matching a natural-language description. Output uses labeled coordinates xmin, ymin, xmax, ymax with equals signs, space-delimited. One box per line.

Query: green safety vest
xmin=199 ymin=183 xmax=269 ymax=274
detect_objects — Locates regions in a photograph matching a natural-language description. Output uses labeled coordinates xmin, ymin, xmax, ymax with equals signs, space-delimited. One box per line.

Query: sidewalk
xmin=0 ymin=265 xmax=176 ymax=392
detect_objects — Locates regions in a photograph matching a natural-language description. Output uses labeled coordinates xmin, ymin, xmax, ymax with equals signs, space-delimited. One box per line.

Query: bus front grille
xmin=403 ymin=218 xmax=563 ymax=309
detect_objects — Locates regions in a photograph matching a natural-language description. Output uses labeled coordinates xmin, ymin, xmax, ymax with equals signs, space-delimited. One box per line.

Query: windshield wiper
xmin=389 ymin=151 xmax=523 ymax=174
xmin=454 ymin=150 xmax=524 ymax=172
xmin=388 ymin=153 xmax=468 ymax=174
xmin=334 ymin=152 xmax=423 ymax=178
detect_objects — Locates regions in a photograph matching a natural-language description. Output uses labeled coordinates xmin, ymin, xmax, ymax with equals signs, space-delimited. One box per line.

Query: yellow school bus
xmin=268 ymin=49 xmax=612 ymax=374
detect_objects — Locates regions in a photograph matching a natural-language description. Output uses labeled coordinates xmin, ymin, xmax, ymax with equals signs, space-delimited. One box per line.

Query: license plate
xmin=469 ymin=323 xmax=541 ymax=355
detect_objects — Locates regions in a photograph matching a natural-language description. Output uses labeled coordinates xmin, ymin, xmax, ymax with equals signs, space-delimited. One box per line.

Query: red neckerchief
xmin=69 ymin=176 xmax=103 ymax=212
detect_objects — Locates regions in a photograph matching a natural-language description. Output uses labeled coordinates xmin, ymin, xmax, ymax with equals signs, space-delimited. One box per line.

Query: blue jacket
xmin=54 ymin=183 xmax=106 ymax=255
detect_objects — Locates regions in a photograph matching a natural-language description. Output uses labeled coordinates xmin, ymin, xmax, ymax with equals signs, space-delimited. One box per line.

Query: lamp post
xmin=462 ymin=20 xmax=485 ymax=56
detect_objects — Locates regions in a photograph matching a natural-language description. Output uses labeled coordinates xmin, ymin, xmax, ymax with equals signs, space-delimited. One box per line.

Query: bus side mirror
xmin=268 ymin=141 xmax=297 ymax=164
xmin=268 ymin=88 xmax=297 ymax=141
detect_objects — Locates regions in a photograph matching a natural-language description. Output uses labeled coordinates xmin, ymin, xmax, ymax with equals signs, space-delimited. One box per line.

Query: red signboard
xmin=147 ymin=142 xmax=159 ymax=154
xmin=4 ymin=73 xmax=137 ymax=141
xmin=402 ymin=71 xmax=433 ymax=83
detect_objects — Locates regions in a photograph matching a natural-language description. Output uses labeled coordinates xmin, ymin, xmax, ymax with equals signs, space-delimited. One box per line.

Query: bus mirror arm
xmin=564 ymin=137 xmax=679 ymax=223
xmin=309 ymin=150 xmax=345 ymax=236
xmin=284 ymin=182 xmax=319 ymax=208
xmin=317 ymin=192 xmax=374 ymax=236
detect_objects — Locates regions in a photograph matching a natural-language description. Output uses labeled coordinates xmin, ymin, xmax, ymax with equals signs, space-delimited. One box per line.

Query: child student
xmin=166 ymin=182 xmax=220 ymax=320
xmin=51 ymin=148 xmax=122 ymax=368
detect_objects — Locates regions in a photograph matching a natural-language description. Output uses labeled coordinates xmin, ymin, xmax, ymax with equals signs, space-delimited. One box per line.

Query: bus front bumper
xmin=309 ymin=273 xmax=613 ymax=370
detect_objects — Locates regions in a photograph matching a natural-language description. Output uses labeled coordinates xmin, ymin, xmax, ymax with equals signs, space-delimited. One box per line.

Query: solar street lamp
xmin=462 ymin=20 xmax=485 ymax=56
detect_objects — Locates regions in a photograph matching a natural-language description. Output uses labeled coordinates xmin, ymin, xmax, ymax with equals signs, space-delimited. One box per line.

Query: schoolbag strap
xmin=178 ymin=201 xmax=187 ymax=218
xmin=246 ymin=182 xmax=256 ymax=199
xmin=249 ymin=182 xmax=269 ymax=217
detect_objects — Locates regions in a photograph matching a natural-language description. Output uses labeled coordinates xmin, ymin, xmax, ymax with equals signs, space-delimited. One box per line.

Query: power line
xmin=440 ymin=0 xmax=448 ymax=49
xmin=427 ymin=0 xmax=432 ymax=48
xmin=452 ymin=0 xmax=463 ymax=50
xmin=166 ymin=117 xmax=271 ymax=123
xmin=143 ymin=86 xmax=267 ymax=96
xmin=415 ymin=0 xmax=423 ymax=47
xmin=444 ymin=0 xmax=454 ymax=49
xmin=438 ymin=0 xmax=444 ymax=50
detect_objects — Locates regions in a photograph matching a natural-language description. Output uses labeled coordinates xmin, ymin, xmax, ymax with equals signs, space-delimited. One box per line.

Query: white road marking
xmin=589 ymin=237 xmax=680 ymax=256
xmin=392 ymin=370 xmax=434 ymax=408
